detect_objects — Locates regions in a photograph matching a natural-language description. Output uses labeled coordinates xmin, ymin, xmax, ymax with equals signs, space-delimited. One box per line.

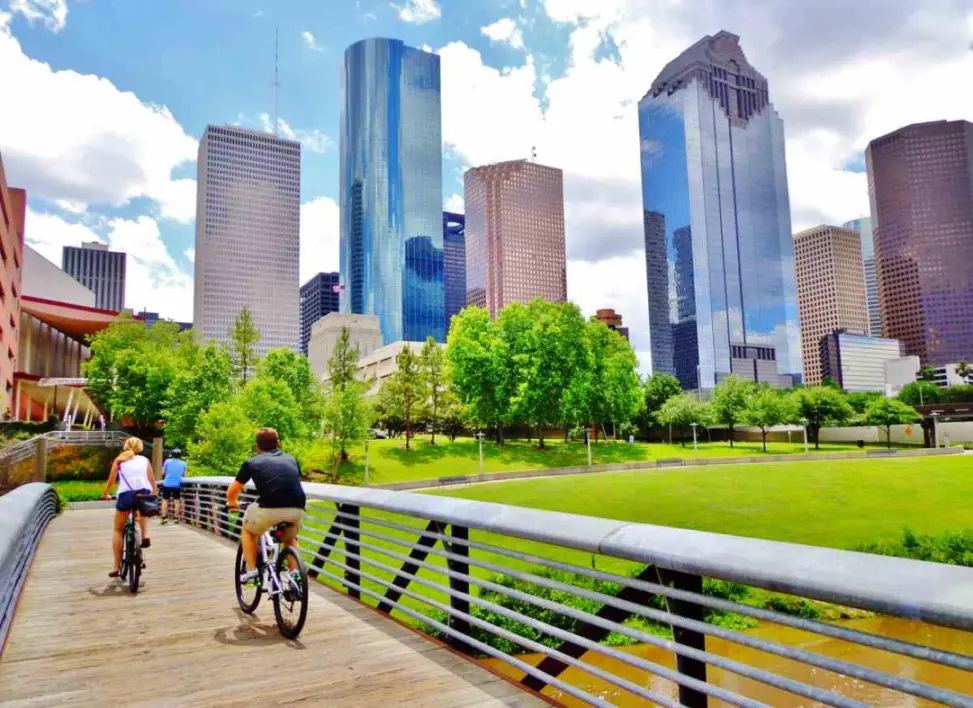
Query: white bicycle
xmin=228 ymin=503 xmax=309 ymax=639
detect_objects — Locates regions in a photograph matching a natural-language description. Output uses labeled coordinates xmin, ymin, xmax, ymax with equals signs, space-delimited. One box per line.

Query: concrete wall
xmin=22 ymin=245 xmax=95 ymax=307
xmin=820 ymin=422 xmax=973 ymax=445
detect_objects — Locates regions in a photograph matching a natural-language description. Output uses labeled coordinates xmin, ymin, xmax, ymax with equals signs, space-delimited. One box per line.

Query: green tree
xmin=583 ymin=319 xmax=642 ymax=440
xmin=419 ymin=336 xmax=447 ymax=444
xmin=238 ymin=378 xmax=306 ymax=443
xmin=742 ymin=387 xmax=792 ymax=452
xmin=515 ymin=301 xmax=590 ymax=448
xmin=919 ymin=364 xmax=937 ymax=382
xmin=322 ymin=379 xmax=371 ymax=472
xmin=942 ymin=385 xmax=973 ymax=404
xmin=821 ymin=376 xmax=842 ymax=391
xmin=437 ymin=390 xmax=467 ymax=442
xmin=655 ymin=393 xmax=711 ymax=446
xmin=643 ymin=373 xmax=682 ymax=431
xmin=447 ymin=307 xmax=512 ymax=445
xmin=374 ymin=379 xmax=406 ymax=438
xmin=864 ymin=397 xmax=920 ymax=450
xmin=792 ymin=386 xmax=855 ymax=449
xmin=327 ymin=326 xmax=360 ymax=391
xmin=392 ymin=345 xmax=421 ymax=449
xmin=710 ymin=375 xmax=755 ymax=447
xmin=163 ymin=342 xmax=234 ymax=449
xmin=846 ymin=391 xmax=881 ymax=415
xmin=189 ymin=400 xmax=253 ymax=476
xmin=83 ymin=319 xmax=186 ymax=433
xmin=898 ymin=381 xmax=940 ymax=407
xmin=230 ymin=306 xmax=261 ymax=384
xmin=258 ymin=348 xmax=324 ymax=423
xmin=956 ymin=361 xmax=972 ymax=383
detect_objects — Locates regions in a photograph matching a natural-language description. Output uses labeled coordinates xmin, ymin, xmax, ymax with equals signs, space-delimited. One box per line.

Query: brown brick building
xmin=0 ymin=151 xmax=25 ymax=415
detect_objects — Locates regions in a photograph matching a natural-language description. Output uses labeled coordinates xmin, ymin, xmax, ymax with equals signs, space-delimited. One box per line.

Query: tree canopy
xmin=710 ymin=375 xmax=755 ymax=447
xmin=230 ymin=306 xmax=261 ymax=384
xmin=864 ymin=397 xmax=920 ymax=450
xmin=792 ymin=386 xmax=854 ymax=449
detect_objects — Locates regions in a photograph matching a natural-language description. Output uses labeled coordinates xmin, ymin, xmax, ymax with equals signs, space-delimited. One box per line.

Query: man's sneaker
xmin=240 ymin=569 xmax=259 ymax=586
xmin=160 ymin=518 xmax=169 ymax=525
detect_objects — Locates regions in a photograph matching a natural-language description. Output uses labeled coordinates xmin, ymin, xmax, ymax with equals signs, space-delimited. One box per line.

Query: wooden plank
xmin=0 ymin=511 xmax=544 ymax=707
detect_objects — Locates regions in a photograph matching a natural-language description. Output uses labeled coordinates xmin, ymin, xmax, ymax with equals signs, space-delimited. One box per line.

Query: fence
xmin=180 ymin=477 xmax=973 ymax=707
xmin=0 ymin=483 xmax=58 ymax=656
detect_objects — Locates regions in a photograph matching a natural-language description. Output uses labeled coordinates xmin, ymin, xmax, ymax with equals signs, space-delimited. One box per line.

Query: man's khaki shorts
xmin=242 ymin=503 xmax=304 ymax=542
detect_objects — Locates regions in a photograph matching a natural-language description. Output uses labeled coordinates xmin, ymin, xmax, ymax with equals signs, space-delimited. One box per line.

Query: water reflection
xmin=482 ymin=618 xmax=973 ymax=706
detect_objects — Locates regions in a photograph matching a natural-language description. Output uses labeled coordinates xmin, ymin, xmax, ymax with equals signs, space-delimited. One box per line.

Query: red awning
xmin=21 ymin=296 xmax=141 ymax=339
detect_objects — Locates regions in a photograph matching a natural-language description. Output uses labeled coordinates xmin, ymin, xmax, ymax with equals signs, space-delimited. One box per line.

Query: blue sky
xmin=2 ymin=0 xmax=971 ymax=371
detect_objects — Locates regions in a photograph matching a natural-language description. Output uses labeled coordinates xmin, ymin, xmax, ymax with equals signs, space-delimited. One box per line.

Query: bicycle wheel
xmin=120 ymin=521 xmax=133 ymax=581
xmin=273 ymin=547 xmax=308 ymax=639
xmin=234 ymin=544 xmax=261 ymax=613
xmin=128 ymin=526 xmax=141 ymax=593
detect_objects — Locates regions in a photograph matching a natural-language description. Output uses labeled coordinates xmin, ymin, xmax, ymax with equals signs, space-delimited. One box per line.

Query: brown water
xmin=482 ymin=618 xmax=973 ymax=706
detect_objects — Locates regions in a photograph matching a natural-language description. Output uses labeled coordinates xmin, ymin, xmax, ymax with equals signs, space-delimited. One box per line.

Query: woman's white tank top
xmin=117 ymin=456 xmax=152 ymax=493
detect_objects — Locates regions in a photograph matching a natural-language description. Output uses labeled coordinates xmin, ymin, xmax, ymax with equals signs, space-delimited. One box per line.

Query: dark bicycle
xmin=228 ymin=503 xmax=308 ymax=639
xmin=111 ymin=496 xmax=145 ymax=593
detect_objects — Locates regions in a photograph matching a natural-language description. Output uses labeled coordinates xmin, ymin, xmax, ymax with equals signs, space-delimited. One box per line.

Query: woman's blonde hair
xmin=115 ymin=436 xmax=144 ymax=464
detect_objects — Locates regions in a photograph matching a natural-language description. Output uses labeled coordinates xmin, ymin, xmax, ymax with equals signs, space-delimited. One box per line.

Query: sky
xmin=1 ymin=0 xmax=972 ymax=372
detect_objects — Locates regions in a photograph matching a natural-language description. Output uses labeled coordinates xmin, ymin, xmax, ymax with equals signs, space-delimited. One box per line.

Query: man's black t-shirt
xmin=235 ymin=450 xmax=306 ymax=509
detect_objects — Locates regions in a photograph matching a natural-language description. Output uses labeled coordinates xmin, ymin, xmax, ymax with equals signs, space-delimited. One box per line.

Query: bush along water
xmin=855 ymin=528 xmax=973 ymax=567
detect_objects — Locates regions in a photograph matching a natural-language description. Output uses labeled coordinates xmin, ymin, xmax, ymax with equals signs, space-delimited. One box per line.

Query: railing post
xmin=151 ymin=437 xmax=164 ymax=478
xmin=658 ymin=569 xmax=708 ymax=708
xmin=33 ymin=437 xmax=47 ymax=483
xmin=446 ymin=524 xmax=472 ymax=653
xmin=342 ymin=504 xmax=360 ymax=599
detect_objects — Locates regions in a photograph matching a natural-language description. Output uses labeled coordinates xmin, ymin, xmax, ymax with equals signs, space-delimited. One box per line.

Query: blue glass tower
xmin=442 ymin=211 xmax=466 ymax=330
xmin=639 ymin=31 xmax=801 ymax=389
xmin=340 ymin=38 xmax=445 ymax=344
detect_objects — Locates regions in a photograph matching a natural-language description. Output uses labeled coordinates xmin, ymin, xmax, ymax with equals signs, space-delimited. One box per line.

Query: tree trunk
xmin=593 ymin=424 xmax=599 ymax=442
xmin=430 ymin=395 xmax=437 ymax=445
xmin=811 ymin=424 xmax=821 ymax=450
xmin=728 ymin=423 xmax=735 ymax=447
xmin=762 ymin=429 xmax=768 ymax=453
xmin=886 ymin=425 xmax=892 ymax=450
xmin=538 ymin=425 xmax=545 ymax=449
xmin=405 ymin=397 xmax=412 ymax=450
xmin=564 ymin=425 xmax=570 ymax=443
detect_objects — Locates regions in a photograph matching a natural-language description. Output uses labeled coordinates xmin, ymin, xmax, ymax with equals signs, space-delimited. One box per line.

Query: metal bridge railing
xmin=0 ymin=483 xmax=59 ymax=656
xmin=0 ymin=430 xmax=129 ymax=466
xmin=180 ymin=478 xmax=973 ymax=707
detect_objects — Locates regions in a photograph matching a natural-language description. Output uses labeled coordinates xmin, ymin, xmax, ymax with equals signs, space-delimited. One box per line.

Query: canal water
xmin=482 ymin=618 xmax=973 ymax=706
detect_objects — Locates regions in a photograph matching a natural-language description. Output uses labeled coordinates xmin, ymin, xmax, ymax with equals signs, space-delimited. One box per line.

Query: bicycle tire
xmin=234 ymin=544 xmax=261 ymax=613
xmin=273 ymin=547 xmax=308 ymax=639
xmin=120 ymin=521 xmax=133 ymax=581
xmin=128 ymin=526 xmax=141 ymax=593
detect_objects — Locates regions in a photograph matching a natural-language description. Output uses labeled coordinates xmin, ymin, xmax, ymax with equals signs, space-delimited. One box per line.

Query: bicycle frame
xmin=257 ymin=530 xmax=285 ymax=596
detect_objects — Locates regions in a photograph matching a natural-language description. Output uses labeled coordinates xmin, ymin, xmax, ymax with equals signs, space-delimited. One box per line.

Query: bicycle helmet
xmin=171 ymin=448 xmax=183 ymax=458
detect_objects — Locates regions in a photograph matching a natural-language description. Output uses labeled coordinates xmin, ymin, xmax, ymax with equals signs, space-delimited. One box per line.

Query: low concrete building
xmin=356 ymin=341 xmax=426 ymax=394
xmin=819 ymin=330 xmax=902 ymax=393
xmin=23 ymin=245 xmax=95 ymax=307
xmin=308 ymin=312 xmax=382 ymax=381
xmin=884 ymin=355 xmax=920 ymax=395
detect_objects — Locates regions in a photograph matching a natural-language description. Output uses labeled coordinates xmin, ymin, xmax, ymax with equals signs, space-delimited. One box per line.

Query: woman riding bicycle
xmin=102 ymin=437 xmax=158 ymax=578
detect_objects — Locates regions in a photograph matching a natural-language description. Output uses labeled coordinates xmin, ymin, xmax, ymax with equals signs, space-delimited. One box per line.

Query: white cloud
xmin=152 ymin=177 xmax=197 ymax=223
xmin=301 ymin=30 xmax=322 ymax=51
xmin=444 ymin=193 xmax=464 ymax=213
xmin=105 ymin=216 xmax=193 ymax=321
xmin=8 ymin=0 xmax=67 ymax=32
xmin=23 ymin=208 xmax=104 ymax=265
xmin=391 ymin=0 xmax=440 ymax=24
xmin=184 ymin=247 xmax=195 ymax=263
xmin=54 ymin=199 xmax=87 ymax=215
xmin=258 ymin=113 xmax=332 ymax=153
xmin=0 ymin=22 xmax=198 ymax=222
xmin=299 ymin=196 xmax=339 ymax=285
xmin=481 ymin=18 xmax=525 ymax=49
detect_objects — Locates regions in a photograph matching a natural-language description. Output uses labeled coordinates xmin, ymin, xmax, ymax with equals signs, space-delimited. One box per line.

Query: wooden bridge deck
xmin=0 ymin=510 xmax=545 ymax=707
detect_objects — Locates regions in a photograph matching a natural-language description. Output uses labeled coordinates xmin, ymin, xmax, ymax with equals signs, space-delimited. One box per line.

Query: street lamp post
xmin=931 ymin=412 xmax=940 ymax=449
xmin=586 ymin=428 xmax=593 ymax=467
xmin=800 ymin=417 xmax=809 ymax=455
xmin=477 ymin=432 xmax=484 ymax=475
xmin=690 ymin=422 xmax=698 ymax=460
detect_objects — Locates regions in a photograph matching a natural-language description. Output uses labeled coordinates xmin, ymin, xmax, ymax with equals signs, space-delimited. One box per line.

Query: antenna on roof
xmin=272 ymin=27 xmax=280 ymax=136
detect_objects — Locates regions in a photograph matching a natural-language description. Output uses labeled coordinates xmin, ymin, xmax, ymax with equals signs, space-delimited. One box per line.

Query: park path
xmin=0 ymin=510 xmax=543 ymax=707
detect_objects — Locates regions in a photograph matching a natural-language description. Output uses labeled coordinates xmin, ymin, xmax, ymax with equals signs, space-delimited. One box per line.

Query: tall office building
xmin=62 ymin=242 xmax=126 ymax=312
xmin=842 ymin=218 xmax=881 ymax=337
xmin=193 ymin=125 xmax=300 ymax=354
xmin=820 ymin=330 xmax=903 ymax=393
xmin=638 ymin=31 xmax=801 ymax=390
xmin=866 ymin=120 xmax=973 ymax=365
xmin=465 ymin=159 xmax=567 ymax=318
xmin=443 ymin=212 xmax=466 ymax=330
xmin=300 ymin=272 xmax=340 ymax=355
xmin=340 ymin=38 xmax=445 ymax=344
xmin=793 ymin=225 xmax=870 ymax=386
xmin=594 ymin=308 xmax=630 ymax=341
xmin=0 ymin=150 xmax=25 ymax=414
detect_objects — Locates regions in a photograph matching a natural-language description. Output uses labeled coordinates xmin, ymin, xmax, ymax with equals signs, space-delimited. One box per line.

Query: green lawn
xmin=52 ymin=480 xmax=105 ymax=502
xmin=336 ymin=436 xmax=906 ymax=485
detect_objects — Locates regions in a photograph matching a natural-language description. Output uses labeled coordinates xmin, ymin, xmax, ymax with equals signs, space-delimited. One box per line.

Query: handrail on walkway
xmin=0 ymin=483 xmax=58 ymax=656
xmin=180 ymin=478 xmax=973 ymax=708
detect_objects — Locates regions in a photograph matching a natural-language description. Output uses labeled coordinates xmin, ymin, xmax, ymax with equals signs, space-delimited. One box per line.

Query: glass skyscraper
xmin=340 ymin=38 xmax=445 ymax=344
xmin=842 ymin=217 xmax=882 ymax=337
xmin=638 ymin=31 xmax=801 ymax=389
xmin=443 ymin=211 xmax=466 ymax=330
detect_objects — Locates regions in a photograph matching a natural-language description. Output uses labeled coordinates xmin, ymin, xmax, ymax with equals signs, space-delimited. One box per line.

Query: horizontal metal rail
xmin=181 ymin=479 xmax=973 ymax=707
xmin=0 ymin=430 xmax=128 ymax=466
xmin=0 ymin=483 xmax=59 ymax=655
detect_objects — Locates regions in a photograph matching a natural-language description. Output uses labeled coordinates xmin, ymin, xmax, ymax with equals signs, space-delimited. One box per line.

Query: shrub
xmin=856 ymin=528 xmax=973 ymax=567
xmin=46 ymin=446 xmax=118 ymax=481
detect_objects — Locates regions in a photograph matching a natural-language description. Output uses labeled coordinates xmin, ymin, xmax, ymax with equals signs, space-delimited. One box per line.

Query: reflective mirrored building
xmin=638 ymin=31 xmax=801 ymax=389
xmin=340 ymin=38 xmax=445 ymax=344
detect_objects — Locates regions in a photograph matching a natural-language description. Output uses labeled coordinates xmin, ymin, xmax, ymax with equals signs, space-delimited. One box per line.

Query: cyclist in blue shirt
xmin=160 ymin=449 xmax=188 ymax=524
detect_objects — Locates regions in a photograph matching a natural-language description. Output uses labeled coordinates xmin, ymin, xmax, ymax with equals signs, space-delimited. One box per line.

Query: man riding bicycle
xmin=226 ymin=428 xmax=306 ymax=585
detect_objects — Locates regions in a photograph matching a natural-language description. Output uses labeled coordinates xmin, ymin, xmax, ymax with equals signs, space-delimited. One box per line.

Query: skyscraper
xmin=465 ymin=159 xmax=567 ymax=318
xmin=193 ymin=125 xmax=300 ymax=354
xmin=793 ymin=225 xmax=870 ymax=386
xmin=842 ymin=217 xmax=881 ymax=338
xmin=866 ymin=120 xmax=973 ymax=365
xmin=594 ymin=308 xmax=630 ymax=341
xmin=300 ymin=272 xmax=340 ymax=355
xmin=62 ymin=242 xmax=126 ymax=312
xmin=638 ymin=31 xmax=801 ymax=389
xmin=443 ymin=211 xmax=466 ymax=330
xmin=340 ymin=38 xmax=445 ymax=344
